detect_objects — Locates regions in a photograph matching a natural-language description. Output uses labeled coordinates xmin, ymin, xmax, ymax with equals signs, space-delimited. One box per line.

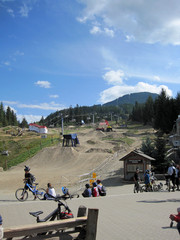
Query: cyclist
xmin=144 ymin=170 xmax=151 ymax=191
xmin=97 ymin=179 xmax=106 ymax=196
xmin=133 ymin=168 xmax=140 ymax=192
xmin=21 ymin=166 xmax=36 ymax=200
xmin=168 ymin=163 xmax=176 ymax=191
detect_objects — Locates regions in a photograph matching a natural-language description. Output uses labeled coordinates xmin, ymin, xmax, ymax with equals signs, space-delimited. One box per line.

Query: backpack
xmin=172 ymin=168 xmax=176 ymax=176
xmin=31 ymin=174 xmax=36 ymax=183
xmin=99 ymin=186 xmax=106 ymax=196
xmin=92 ymin=187 xmax=99 ymax=197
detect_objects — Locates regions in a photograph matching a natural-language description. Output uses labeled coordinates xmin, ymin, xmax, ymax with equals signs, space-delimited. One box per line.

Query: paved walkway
xmin=1 ymin=183 xmax=180 ymax=239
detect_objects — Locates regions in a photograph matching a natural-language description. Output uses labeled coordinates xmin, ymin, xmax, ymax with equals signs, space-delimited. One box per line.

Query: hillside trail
xmin=0 ymin=126 xmax=154 ymax=194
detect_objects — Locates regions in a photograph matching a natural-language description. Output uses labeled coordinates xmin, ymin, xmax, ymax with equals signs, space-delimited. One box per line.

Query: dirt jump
xmin=0 ymin=126 xmax=153 ymax=193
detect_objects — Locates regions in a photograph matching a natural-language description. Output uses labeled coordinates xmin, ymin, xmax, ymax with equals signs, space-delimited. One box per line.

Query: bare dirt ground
xmin=0 ymin=125 xmax=154 ymax=194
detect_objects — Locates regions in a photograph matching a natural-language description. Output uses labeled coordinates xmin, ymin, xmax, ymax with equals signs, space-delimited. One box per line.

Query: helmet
xmin=24 ymin=166 xmax=30 ymax=172
xmin=62 ymin=186 xmax=68 ymax=195
xmin=97 ymin=179 xmax=101 ymax=184
xmin=85 ymin=183 xmax=90 ymax=188
xmin=146 ymin=170 xmax=149 ymax=174
xmin=93 ymin=182 xmax=97 ymax=187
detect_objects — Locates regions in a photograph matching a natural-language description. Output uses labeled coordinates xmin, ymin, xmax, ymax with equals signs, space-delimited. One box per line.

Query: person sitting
xmin=82 ymin=183 xmax=92 ymax=197
xmin=44 ymin=183 xmax=56 ymax=200
xmin=92 ymin=182 xmax=99 ymax=197
xmin=169 ymin=207 xmax=180 ymax=234
xmin=97 ymin=179 xmax=106 ymax=196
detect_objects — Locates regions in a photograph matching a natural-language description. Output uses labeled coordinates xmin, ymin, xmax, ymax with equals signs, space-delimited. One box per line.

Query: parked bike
xmin=30 ymin=194 xmax=77 ymax=222
xmin=15 ymin=181 xmax=46 ymax=202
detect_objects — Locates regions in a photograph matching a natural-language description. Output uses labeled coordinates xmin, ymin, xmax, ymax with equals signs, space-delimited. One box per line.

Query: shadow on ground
xmin=102 ymin=169 xmax=131 ymax=187
xmin=137 ymin=198 xmax=180 ymax=203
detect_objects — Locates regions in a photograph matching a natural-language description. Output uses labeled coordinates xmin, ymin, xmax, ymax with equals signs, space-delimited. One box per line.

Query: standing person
xmin=92 ymin=182 xmax=99 ymax=197
xmin=133 ymin=168 xmax=140 ymax=193
xmin=0 ymin=215 xmax=3 ymax=240
xmin=44 ymin=183 xmax=56 ymax=200
xmin=168 ymin=163 xmax=176 ymax=191
xmin=144 ymin=170 xmax=151 ymax=191
xmin=175 ymin=165 xmax=180 ymax=191
xmin=21 ymin=166 xmax=36 ymax=200
xmin=82 ymin=184 xmax=92 ymax=197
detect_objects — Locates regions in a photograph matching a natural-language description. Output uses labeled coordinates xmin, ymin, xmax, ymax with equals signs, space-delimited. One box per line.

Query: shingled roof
xmin=119 ymin=149 xmax=155 ymax=161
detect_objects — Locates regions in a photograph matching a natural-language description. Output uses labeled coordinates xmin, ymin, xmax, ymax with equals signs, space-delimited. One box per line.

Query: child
xmin=169 ymin=207 xmax=180 ymax=234
xmin=82 ymin=183 xmax=91 ymax=197
xmin=92 ymin=182 xmax=99 ymax=197
xmin=44 ymin=183 xmax=56 ymax=200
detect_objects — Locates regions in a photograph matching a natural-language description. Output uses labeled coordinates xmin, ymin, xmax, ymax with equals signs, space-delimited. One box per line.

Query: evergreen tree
xmin=20 ymin=117 xmax=29 ymax=128
xmin=140 ymin=137 xmax=154 ymax=157
xmin=152 ymin=133 xmax=167 ymax=173
xmin=142 ymin=96 xmax=154 ymax=125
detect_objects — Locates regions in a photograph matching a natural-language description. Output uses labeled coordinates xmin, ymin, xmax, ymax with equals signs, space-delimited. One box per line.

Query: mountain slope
xmin=103 ymin=92 xmax=158 ymax=106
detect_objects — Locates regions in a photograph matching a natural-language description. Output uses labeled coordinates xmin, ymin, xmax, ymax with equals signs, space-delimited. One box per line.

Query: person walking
xmin=168 ymin=163 xmax=176 ymax=191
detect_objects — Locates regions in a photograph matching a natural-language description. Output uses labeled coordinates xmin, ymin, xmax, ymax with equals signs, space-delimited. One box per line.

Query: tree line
xmin=130 ymin=89 xmax=180 ymax=134
xmin=0 ymin=102 xmax=28 ymax=128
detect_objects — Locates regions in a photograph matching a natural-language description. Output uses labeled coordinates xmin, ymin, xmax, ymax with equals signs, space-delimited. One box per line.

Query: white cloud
xmin=19 ymin=3 xmax=32 ymax=17
xmin=99 ymin=69 xmax=173 ymax=103
xmin=103 ymin=70 xmax=125 ymax=85
xmin=2 ymin=100 xmax=65 ymax=111
xmin=49 ymin=95 xmax=59 ymax=98
xmin=78 ymin=0 xmax=180 ymax=45
xmin=99 ymin=81 xmax=172 ymax=103
xmin=18 ymin=102 xmax=64 ymax=111
xmin=17 ymin=114 xmax=43 ymax=124
xmin=90 ymin=26 xmax=114 ymax=37
xmin=35 ymin=81 xmax=51 ymax=88
xmin=90 ymin=26 xmax=101 ymax=34
xmin=7 ymin=8 xmax=14 ymax=17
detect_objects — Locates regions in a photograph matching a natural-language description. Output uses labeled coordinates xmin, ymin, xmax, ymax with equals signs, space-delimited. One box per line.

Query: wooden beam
xmin=4 ymin=216 xmax=87 ymax=239
xmin=85 ymin=208 xmax=99 ymax=240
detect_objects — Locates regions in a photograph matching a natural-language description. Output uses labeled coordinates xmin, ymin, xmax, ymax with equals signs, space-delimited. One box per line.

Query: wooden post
xmin=85 ymin=208 xmax=99 ymax=240
xmin=77 ymin=205 xmax=87 ymax=217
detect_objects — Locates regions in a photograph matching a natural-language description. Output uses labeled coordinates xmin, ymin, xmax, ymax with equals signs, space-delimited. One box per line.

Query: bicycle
xmin=15 ymin=181 xmax=46 ymax=202
xmin=133 ymin=181 xmax=143 ymax=193
xmin=29 ymin=193 xmax=79 ymax=236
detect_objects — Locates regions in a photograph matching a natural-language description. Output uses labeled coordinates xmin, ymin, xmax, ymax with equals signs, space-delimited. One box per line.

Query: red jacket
xmin=171 ymin=212 xmax=180 ymax=222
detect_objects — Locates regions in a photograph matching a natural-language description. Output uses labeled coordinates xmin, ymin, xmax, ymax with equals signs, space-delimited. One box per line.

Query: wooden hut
xmin=119 ymin=150 xmax=155 ymax=180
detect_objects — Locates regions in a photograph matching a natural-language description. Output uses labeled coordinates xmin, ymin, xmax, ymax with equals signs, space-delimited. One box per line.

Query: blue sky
xmin=1 ymin=0 xmax=180 ymax=123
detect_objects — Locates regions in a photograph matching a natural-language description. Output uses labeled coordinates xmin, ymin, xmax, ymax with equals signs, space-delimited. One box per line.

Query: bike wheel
xmin=36 ymin=188 xmax=46 ymax=200
xmin=141 ymin=185 xmax=146 ymax=192
xmin=15 ymin=188 xmax=28 ymax=201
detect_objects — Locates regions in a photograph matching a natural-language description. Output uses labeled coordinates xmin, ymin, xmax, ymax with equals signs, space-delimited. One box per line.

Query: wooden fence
xmin=3 ymin=208 xmax=99 ymax=240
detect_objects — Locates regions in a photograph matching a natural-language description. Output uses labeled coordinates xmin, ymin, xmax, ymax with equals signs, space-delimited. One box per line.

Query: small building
xmin=29 ymin=123 xmax=48 ymax=134
xmin=119 ymin=150 xmax=155 ymax=180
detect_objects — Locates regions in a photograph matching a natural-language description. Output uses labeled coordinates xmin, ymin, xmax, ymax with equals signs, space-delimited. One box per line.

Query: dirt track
xmin=0 ymin=126 xmax=153 ymax=193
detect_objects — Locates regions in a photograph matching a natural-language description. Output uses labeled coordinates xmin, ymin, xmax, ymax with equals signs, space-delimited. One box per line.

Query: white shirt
xmin=48 ymin=187 xmax=56 ymax=197
xmin=168 ymin=166 xmax=175 ymax=176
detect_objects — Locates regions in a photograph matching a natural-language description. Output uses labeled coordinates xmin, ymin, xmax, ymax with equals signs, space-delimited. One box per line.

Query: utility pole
xmin=61 ymin=116 xmax=64 ymax=136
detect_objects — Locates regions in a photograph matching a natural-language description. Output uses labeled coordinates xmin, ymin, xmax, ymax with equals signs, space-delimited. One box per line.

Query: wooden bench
xmin=3 ymin=208 xmax=98 ymax=240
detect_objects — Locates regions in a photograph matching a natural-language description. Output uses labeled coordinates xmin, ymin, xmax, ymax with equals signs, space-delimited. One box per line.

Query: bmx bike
xmin=15 ymin=181 xmax=46 ymax=202
xmin=29 ymin=193 xmax=79 ymax=237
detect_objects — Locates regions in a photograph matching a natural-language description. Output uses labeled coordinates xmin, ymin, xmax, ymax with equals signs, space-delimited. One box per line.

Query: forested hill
xmin=103 ymin=92 xmax=158 ymax=106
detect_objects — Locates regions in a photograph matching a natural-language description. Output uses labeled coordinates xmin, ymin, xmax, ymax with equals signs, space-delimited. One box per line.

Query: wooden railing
xmin=3 ymin=208 xmax=99 ymax=240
